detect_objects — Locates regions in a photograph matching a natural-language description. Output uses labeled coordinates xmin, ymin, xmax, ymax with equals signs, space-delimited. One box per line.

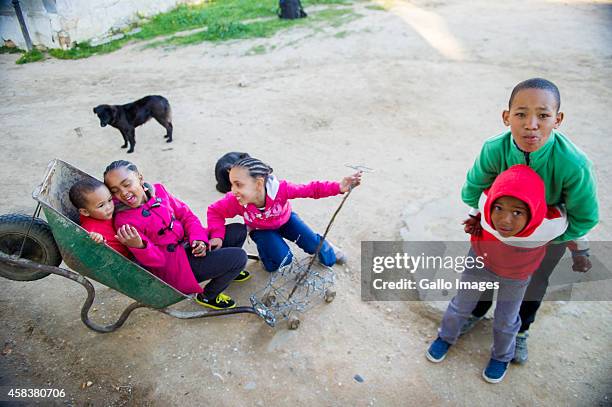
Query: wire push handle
xmin=344 ymin=164 xmax=374 ymax=173
xmin=287 ymin=164 xmax=373 ymax=300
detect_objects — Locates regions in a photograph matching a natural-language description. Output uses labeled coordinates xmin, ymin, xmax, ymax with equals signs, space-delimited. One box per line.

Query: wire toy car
xmin=250 ymin=164 xmax=372 ymax=329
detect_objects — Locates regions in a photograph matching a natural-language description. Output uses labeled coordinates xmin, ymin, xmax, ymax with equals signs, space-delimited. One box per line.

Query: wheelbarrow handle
xmin=159 ymin=306 xmax=258 ymax=319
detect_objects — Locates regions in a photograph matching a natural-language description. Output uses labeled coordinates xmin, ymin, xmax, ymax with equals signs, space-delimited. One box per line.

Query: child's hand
xmin=462 ymin=216 xmax=482 ymax=236
xmin=340 ymin=172 xmax=362 ymax=193
xmin=209 ymin=238 xmax=223 ymax=251
xmin=115 ymin=225 xmax=145 ymax=249
xmin=89 ymin=232 xmax=105 ymax=244
xmin=572 ymin=255 xmax=592 ymax=273
xmin=191 ymin=240 xmax=207 ymax=257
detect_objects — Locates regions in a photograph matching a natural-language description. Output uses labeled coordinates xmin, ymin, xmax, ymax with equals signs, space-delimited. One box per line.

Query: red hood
xmin=483 ymin=164 xmax=546 ymax=238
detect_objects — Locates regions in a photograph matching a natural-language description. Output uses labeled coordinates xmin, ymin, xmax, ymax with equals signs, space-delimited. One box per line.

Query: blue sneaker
xmin=482 ymin=358 xmax=509 ymax=383
xmin=426 ymin=337 xmax=451 ymax=363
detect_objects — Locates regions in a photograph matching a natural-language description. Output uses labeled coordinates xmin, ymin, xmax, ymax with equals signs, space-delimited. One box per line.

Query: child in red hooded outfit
xmin=426 ymin=165 xmax=571 ymax=383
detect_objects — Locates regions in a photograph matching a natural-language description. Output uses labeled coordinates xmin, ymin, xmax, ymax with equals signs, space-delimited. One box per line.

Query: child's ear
xmin=554 ymin=111 xmax=564 ymax=128
xmin=502 ymin=110 xmax=510 ymax=126
xmin=79 ymin=208 xmax=90 ymax=217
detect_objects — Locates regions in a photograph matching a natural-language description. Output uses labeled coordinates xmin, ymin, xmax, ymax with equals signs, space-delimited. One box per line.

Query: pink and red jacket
xmin=207 ymin=175 xmax=342 ymax=239
xmin=471 ymin=165 xmax=568 ymax=280
xmin=114 ymin=183 xmax=207 ymax=295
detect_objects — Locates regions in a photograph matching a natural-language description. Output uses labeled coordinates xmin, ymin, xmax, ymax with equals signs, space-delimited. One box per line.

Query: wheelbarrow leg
xmin=78 ymin=282 xmax=147 ymax=334
xmin=0 ymin=252 xmax=147 ymax=333
xmin=17 ymin=203 xmax=42 ymax=258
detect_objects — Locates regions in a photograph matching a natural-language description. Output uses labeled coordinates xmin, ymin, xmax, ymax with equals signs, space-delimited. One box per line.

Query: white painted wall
xmin=0 ymin=0 xmax=202 ymax=50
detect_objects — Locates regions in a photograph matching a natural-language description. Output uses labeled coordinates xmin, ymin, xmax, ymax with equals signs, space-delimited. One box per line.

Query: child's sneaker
xmin=426 ymin=337 xmax=451 ymax=363
xmin=482 ymin=358 xmax=509 ymax=383
xmin=459 ymin=314 xmax=485 ymax=335
xmin=512 ymin=331 xmax=529 ymax=364
xmin=233 ymin=270 xmax=251 ymax=282
xmin=195 ymin=292 xmax=236 ymax=310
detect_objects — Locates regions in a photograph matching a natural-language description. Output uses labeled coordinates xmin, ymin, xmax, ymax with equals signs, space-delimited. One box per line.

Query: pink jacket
xmin=207 ymin=175 xmax=342 ymax=239
xmin=114 ymin=184 xmax=207 ymax=294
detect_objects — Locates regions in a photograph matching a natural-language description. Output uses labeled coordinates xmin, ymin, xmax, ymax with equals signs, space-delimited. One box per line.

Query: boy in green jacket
xmin=461 ymin=78 xmax=598 ymax=363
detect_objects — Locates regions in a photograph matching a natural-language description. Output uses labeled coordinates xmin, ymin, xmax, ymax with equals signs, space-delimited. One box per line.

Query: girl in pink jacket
xmin=103 ymin=160 xmax=250 ymax=310
xmin=207 ymin=157 xmax=361 ymax=271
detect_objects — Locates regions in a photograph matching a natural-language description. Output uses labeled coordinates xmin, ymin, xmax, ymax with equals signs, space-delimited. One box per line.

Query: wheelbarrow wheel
xmin=288 ymin=314 xmax=300 ymax=330
xmin=324 ymin=289 xmax=336 ymax=303
xmin=262 ymin=293 xmax=276 ymax=307
xmin=0 ymin=213 xmax=61 ymax=281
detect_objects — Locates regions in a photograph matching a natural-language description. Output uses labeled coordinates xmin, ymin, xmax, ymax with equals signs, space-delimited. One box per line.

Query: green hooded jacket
xmin=461 ymin=130 xmax=598 ymax=242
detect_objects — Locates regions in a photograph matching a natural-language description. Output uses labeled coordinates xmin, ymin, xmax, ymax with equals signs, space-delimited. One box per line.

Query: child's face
xmin=80 ymin=186 xmax=114 ymax=220
xmin=104 ymin=167 xmax=147 ymax=208
xmin=502 ymin=88 xmax=564 ymax=153
xmin=229 ymin=167 xmax=265 ymax=206
xmin=490 ymin=196 xmax=530 ymax=237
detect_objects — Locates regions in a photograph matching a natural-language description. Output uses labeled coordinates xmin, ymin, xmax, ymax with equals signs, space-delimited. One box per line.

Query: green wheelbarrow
xmin=0 ymin=159 xmax=275 ymax=333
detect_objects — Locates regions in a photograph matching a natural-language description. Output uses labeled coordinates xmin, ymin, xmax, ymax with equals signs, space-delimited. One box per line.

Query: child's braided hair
xmin=103 ymin=160 xmax=139 ymax=177
xmin=103 ymin=160 xmax=154 ymax=200
xmin=231 ymin=157 xmax=273 ymax=179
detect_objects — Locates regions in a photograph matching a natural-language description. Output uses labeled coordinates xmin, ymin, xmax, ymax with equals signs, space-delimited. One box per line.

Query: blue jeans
xmin=471 ymin=242 xmax=567 ymax=332
xmin=250 ymin=212 xmax=336 ymax=272
xmin=438 ymin=250 xmax=530 ymax=362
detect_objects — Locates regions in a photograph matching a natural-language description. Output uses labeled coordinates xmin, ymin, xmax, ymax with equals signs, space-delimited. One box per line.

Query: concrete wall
xmin=0 ymin=0 xmax=202 ymax=50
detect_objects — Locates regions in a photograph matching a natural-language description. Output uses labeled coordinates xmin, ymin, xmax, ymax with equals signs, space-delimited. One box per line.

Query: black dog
xmin=93 ymin=95 xmax=172 ymax=153
xmin=215 ymin=152 xmax=251 ymax=193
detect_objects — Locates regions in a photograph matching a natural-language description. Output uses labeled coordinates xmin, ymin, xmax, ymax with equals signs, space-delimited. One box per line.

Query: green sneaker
xmin=195 ymin=292 xmax=236 ymax=310
xmin=512 ymin=331 xmax=529 ymax=364
xmin=233 ymin=270 xmax=251 ymax=282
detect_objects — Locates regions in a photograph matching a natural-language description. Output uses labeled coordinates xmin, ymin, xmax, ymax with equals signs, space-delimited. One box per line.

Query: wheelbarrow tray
xmin=33 ymin=159 xmax=185 ymax=309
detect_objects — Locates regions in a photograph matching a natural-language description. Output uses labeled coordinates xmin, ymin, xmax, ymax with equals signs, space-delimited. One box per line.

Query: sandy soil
xmin=1 ymin=0 xmax=611 ymax=405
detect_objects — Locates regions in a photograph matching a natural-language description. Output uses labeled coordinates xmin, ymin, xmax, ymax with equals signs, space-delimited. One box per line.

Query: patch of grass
xmin=150 ymin=6 xmax=359 ymax=49
xmin=147 ymin=19 xmax=290 ymax=47
xmin=314 ymin=8 xmax=360 ymax=28
xmin=304 ymin=0 xmax=354 ymax=4
xmin=133 ymin=1 xmax=280 ymax=41
xmin=365 ymin=4 xmax=386 ymax=11
xmin=334 ymin=30 xmax=349 ymax=38
xmin=0 ymin=46 xmax=24 ymax=54
xmin=14 ymin=0 xmax=360 ymax=63
xmin=48 ymin=39 xmax=128 ymax=59
xmin=246 ymin=44 xmax=268 ymax=55
xmin=16 ymin=49 xmax=44 ymax=64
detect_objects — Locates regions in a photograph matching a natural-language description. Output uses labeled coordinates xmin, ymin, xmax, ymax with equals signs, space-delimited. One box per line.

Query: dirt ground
xmin=1 ymin=0 xmax=611 ymax=405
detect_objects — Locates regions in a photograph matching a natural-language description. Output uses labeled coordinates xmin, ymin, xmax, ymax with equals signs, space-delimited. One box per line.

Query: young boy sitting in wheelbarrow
xmin=69 ymin=178 xmax=131 ymax=258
